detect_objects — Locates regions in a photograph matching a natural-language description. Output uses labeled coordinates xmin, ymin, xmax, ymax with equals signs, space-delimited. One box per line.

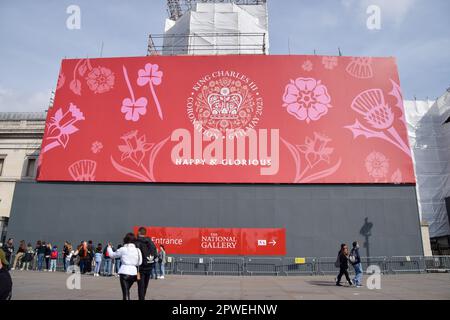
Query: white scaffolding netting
xmin=163 ymin=2 xmax=269 ymax=55
xmin=404 ymin=91 xmax=450 ymax=238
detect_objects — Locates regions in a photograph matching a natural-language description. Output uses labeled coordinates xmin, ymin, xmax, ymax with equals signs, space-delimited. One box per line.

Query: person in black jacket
xmin=2 ymin=238 xmax=14 ymax=270
xmin=0 ymin=249 xmax=12 ymax=300
xmin=336 ymin=243 xmax=352 ymax=287
xmin=134 ymin=227 xmax=158 ymax=300
xmin=350 ymin=241 xmax=363 ymax=287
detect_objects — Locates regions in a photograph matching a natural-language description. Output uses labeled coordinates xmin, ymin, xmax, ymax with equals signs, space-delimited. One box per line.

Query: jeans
xmin=159 ymin=262 xmax=165 ymax=277
xmin=151 ymin=262 xmax=159 ymax=279
xmin=103 ymin=259 xmax=112 ymax=276
xmin=94 ymin=259 xmax=102 ymax=274
xmin=37 ymin=254 xmax=45 ymax=271
xmin=50 ymin=259 xmax=57 ymax=272
xmin=137 ymin=270 xmax=151 ymax=300
xmin=353 ymin=263 xmax=363 ymax=286
xmin=115 ymin=259 xmax=121 ymax=274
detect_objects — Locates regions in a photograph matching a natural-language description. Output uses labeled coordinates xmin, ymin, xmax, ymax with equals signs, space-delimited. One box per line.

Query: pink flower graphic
xmin=137 ymin=63 xmax=164 ymax=120
xmin=118 ymin=130 xmax=154 ymax=166
xmin=91 ymin=141 xmax=103 ymax=154
xmin=297 ymin=133 xmax=334 ymax=168
xmin=86 ymin=67 xmax=115 ymax=94
xmin=121 ymin=65 xmax=148 ymax=122
xmin=322 ymin=56 xmax=338 ymax=70
xmin=137 ymin=63 xmax=163 ymax=86
xmin=56 ymin=72 xmax=66 ymax=90
xmin=346 ymin=57 xmax=373 ymax=79
xmin=365 ymin=151 xmax=389 ymax=181
xmin=68 ymin=160 xmax=97 ymax=181
xmin=282 ymin=77 xmax=332 ymax=123
xmin=302 ymin=60 xmax=313 ymax=72
xmin=391 ymin=169 xmax=402 ymax=184
xmin=43 ymin=103 xmax=85 ymax=153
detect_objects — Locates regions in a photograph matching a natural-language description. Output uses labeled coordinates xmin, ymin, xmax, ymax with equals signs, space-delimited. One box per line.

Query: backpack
xmin=334 ymin=254 xmax=340 ymax=268
xmin=137 ymin=238 xmax=158 ymax=267
xmin=51 ymin=250 xmax=58 ymax=259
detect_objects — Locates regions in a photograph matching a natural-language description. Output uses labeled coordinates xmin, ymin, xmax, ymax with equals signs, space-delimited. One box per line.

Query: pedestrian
xmin=135 ymin=227 xmax=158 ymax=300
xmin=11 ymin=240 xmax=26 ymax=271
xmin=151 ymin=246 xmax=159 ymax=280
xmin=45 ymin=243 xmax=52 ymax=271
xmin=66 ymin=243 xmax=74 ymax=271
xmin=78 ymin=241 xmax=89 ymax=274
xmin=94 ymin=243 xmax=103 ymax=277
xmin=63 ymin=241 xmax=70 ymax=272
xmin=158 ymin=245 xmax=166 ymax=279
xmin=86 ymin=240 xmax=94 ymax=274
xmin=103 ymin=243 xmax=112 ymax=276
xmin=114 ymin=244 xmax=122 ymax=277
xmin=50 ymin=245 xmax=58 ymax=272
xmin=107 ymin=233 xmax=142 ymax=300
xmin=2 ymin=238 xmax=14 ymax=269
xmin=0 ymin=249 xmax=12 ymax=300
xmin=336 ymin=243 xmax=353 ymax=287
xmin=36 ymin=241 xmax=46 ymax=271
xmin=21 ymin=243 xmax=35 ymax=271
xmin=350 ymin=241 xmax=363 ymax=287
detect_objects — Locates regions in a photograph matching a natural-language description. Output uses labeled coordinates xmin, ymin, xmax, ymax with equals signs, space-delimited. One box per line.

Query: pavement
xmin=9 ymin=270 xmax=450 ymax=300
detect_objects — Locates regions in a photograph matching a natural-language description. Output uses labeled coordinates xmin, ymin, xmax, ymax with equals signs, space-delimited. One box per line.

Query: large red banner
xmin=133 ymin=226 xmax=286 ymax=256
xmin=37 ymin=55 xmax=414 ymax=184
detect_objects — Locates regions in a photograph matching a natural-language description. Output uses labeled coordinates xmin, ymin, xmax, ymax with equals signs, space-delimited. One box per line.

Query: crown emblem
xmin=207 ymin=87 xmax=243 ymax=119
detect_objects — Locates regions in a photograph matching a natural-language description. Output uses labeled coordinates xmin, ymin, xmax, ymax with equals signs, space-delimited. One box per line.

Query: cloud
xmin=0 ymin=85 xmax=51 ymax=112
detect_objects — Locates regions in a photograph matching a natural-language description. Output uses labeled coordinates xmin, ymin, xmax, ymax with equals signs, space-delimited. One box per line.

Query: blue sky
xmin=0 ymin=0 xmax=449 ymax=112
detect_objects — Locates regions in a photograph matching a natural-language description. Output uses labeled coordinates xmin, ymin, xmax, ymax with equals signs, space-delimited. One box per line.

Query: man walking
xmin=350 ymin=241 xmax=363 ymax=287
xmin=135 ymin=227 xmax=158 ymax=300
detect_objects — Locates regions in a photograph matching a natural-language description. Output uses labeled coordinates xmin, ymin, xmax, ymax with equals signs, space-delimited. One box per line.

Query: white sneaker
xmin=159 ymin=276 xmax=165 ymax=279
xmin=11 ymin=268 xmax=15 ymax=271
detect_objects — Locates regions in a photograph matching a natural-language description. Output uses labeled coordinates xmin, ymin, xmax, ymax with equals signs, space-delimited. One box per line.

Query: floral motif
xmin=345 ymin=80 xmax=411 ymax=157
xmin=137 ymin=63 xmax=164 ymax=120
xmin=43 ymin=103 xmax=85 ymax=153
xmin=322 ymin=56 xmax=338 ymax=70
xmin=68 ymin=160 xmax=97 ymax=181
xmin=365 ymin=151 xmax=389 ymax=181
xmin=86 ymin=67 xmax=115 ymax=94
xmin=297 ymin=133 xmax=334 ymax=168
xmin=91 ymin=141 xmax=103 ymax=154
xmin=118 ymin=130 xmax=154 ymax=166
xmin=346 ymin=57 xmax=373 ymax=79
xmin=121 ymin=97 xmax=148 ymax=122
xmin=302 ymin=60 xmax=313 ymax=72
xmin=56 ymin=72 xmax=66 ymax=90
xmin=391 ymin=169 xmax=402 ymax=184
xmin=282 ymin=77 xmax=332 ymax=123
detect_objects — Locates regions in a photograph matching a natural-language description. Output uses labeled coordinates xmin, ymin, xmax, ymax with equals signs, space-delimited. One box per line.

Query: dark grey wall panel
xmin=8 ymin=182 xmax=423 ymax=257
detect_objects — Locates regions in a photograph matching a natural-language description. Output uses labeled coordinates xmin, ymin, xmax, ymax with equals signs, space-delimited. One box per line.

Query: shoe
xmin=348 ymin=281 xmax=353 ymax=286
xmin=356 ymin=285 xmax=363 ymax=288
xmin=336 ymin=283 xmax=342 ymax=286
xmin=160 ymin=276 xmax=165 ymax=279
xmin=11 ymin=268 xmax=15 ymax=271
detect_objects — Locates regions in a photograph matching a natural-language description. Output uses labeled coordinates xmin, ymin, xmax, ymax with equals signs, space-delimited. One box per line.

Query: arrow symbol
xmin=269 ymin=240 xmax=277 ymax=246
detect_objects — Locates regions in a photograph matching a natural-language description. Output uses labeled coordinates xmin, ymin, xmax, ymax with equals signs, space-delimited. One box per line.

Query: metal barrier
xmin=388 ymin=256 xmax=425 ymax=274
xmin=317 ymin=257 xmax=340 ymax=275
xmin=165 ymin=257 xmax=176 ymax=275
xmin=424 ymin=256 xmax=450 ymax=273
xmin=361 ymin=256 xmax=388 ymax=274
xmin=176 ymin=257 xmax=210 ymax=275
xmin=245 ymin=257 xmax=282 ymax=276
xmin=210 ymin=257 xmax=244 ymax=275
xmin=282 ymin=257 xmax=316 ymax=276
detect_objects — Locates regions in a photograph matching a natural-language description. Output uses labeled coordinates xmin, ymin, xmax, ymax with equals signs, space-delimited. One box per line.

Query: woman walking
xmin=336 ymin=243 xmax=353 ymax=286
xmin=106 ymin=233 xmax=142 ymax=300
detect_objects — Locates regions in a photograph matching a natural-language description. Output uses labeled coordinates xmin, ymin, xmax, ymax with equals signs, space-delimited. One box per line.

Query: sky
xmin=0 ymin=0 xmax=449 ymax=112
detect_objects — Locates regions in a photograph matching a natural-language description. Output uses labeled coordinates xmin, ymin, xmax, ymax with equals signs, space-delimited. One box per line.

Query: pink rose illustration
xmin=282 ymin=77 xmax=332 ymax=123
xmin=365 ymin=151 xmax=389 ymax=181
xmin=44 ymin=103 xmax=85 ymax=153
xmin=137 ymin=63 xmax=164 ymax=120
xmin=86 ymin=67 xmax=115 ymax=94
xmin=118 ymin=130 xmax=154 ymax=166
xmin=297 ymin=132 xmax=334 ymax=168
xmin=322 ymin=56 xmax=338 ymax=70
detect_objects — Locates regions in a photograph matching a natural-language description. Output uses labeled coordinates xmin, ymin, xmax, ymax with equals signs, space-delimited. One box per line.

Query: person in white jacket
xmin=107 ymin=233 xmax=142 ymax=300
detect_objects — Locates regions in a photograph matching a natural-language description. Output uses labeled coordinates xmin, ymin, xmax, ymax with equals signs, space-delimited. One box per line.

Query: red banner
xmin=37 ymin=55 xmax=415 ymax=184
xmin=133 ymin=226 xmax=286 ymax=256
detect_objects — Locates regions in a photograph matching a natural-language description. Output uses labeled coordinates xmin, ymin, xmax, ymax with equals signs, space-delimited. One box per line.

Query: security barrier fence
xmin=7 ymin=254 xmax=450 ymax=276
